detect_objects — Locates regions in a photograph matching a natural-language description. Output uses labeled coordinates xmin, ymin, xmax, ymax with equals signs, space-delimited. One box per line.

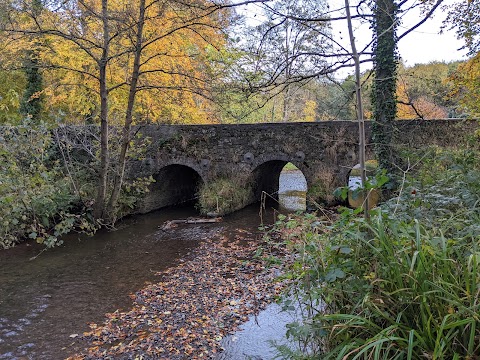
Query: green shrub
xmin=270 ymin=147 xmax=480 ymax=359
xmin=0 ymin=122 xmax=95 ymax=249
xmin=197 ymin=177 xmax=253 ymax=215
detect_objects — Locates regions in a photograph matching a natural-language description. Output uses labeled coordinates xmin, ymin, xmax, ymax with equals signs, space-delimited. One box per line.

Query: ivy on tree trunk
xmin=20 ymin=52 xmax=43 ymax=122
xmin=20 ymin=0 xmax=44 ymax=122
xmin=372 ymin=0 xmax=398 ymax=174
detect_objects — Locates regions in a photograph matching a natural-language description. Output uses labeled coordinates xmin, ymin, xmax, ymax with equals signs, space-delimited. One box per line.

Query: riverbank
xmin=67 ymin=224 xmax=289 ymax=359
xmin=261 ymin=147 xmax=480 ymax=359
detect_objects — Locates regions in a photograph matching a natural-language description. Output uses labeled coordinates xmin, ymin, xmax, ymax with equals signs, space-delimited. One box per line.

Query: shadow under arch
xmin=138 ymin=164 xmax=204 ymax=213
xmin=250 ymin=159 xmax=309 ymax=202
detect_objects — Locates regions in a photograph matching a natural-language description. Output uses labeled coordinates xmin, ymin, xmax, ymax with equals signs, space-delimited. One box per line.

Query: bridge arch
xmin=138 ymin=162 xmax=204 ymax=213
xmin=250 ymin=154 xmax=309 ymax=201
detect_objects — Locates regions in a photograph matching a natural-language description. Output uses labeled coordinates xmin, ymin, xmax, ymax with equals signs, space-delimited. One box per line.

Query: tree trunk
xmin=93 ymin=0 xmax=110 ymax=219
xmin=282 ymin=19 xmax=290 ymax=123
xmin=372 ymin=0 xmax=398 ymax=174
xmin=345 ymin=0 xmax=369 ymax=218
xmin=107 ymin=0 xmax=146 ymax=219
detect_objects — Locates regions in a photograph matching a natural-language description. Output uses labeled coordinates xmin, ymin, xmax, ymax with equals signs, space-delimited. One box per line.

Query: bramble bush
xmin=0 ymin=122 xmax=94 ymax=249
xmin=268 ymin=145 xmax=480 ymax=359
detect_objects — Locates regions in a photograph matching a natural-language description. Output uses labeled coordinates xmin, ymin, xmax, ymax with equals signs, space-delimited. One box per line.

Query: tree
xmin=396 ymin=78 xmax=448 ymax=120
xmin=345 ymin=0 xmax=368 ymax=216
xmin=20 ymin=48 xmax=43 ymax=121
xmin=251 ymin=0 xmax=330 ymax=122
xmin=313 ymin=78 xmax=357 ymax=120
xmin=445 ymin=0 xmax=480 ymax=117
xmin=2 ymin=0 xmax=230 ymax=220
xmin=371 ymin=0 xmax=397 ymax=172
xmin=0 ymin=70 xmax=25 ymax=123
xmin=396 ymin=61 xmax=460 ymax=118
xmin=445 ymin=0 xmax=480 ymax=57
xmin=229 ymin=0 xmax=445 ymax=169
xmin=18 ymin=0 xmax=44 ymax=122
xmin=210 ymin=0 xmax=333 ymax=123
xmin=450 ymin=53 xmax=480 ymax=117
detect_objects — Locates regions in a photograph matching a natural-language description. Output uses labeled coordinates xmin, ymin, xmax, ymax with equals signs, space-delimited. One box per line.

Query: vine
xmin=371 ymin=0 xmax=399 ymax=175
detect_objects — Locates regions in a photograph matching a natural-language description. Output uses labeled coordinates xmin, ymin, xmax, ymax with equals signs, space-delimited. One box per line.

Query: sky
xmin=396 ymin=3 xmax=467 ymax=65
xmin=328 ymin=0 xmax=468 ymax=78
xmin=240 ymin=0 xmax=468 ymax=79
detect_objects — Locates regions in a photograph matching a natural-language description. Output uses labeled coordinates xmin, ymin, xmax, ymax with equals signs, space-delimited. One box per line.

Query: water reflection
xmin=0 ymin=206 xmax=204 ymax=359
xmin=278 ymin=168 xmax=307 ymax=212
xmin=217 ymin=302 xmax=301 ymax=360
xmin=0 ymin=167 xmax=309 ymax=359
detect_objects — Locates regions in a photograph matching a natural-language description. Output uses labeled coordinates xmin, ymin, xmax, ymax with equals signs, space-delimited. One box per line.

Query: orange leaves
xmin=396 ymin=67 xmax=449 ymax=119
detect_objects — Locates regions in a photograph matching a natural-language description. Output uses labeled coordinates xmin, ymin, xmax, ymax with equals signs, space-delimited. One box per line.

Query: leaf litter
xmin=67 ymin=227 xmax=287 ymax=359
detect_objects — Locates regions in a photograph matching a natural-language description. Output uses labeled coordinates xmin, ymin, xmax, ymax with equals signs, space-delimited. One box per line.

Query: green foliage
xmin=197 ymin=177 xmax=253 ymax=215
xmin=20 ymin=50 xmax=43 ymax=122
xmin=371 ymin=0 xmax=399 ymax=172
xmin=271 ymin=147 xmax=480 ymax=359
xmin=114 ymin=175 xmax=155 ymax=219
xmin=0 ymin=122 xmax=95 ymax=249
xmin=0 ymin=70 xmax=25 ymax=124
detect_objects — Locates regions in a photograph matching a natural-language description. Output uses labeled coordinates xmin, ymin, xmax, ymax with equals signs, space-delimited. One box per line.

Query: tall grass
xmin=197 ymin=177 xmax=253 ymax=215
xmin=269 ymin=146 xmax=480 ymax=359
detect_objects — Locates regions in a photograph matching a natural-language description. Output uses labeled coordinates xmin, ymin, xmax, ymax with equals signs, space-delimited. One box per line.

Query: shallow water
xmin=0 ymin=170 xmax=307 ymax=359
xmin=218 ymin=168 xmax=307 ymax=359
xmin=217 ymin=302 xmax=303 ymax=360
xmin=0 ymin=206 xmax=211 ymax=359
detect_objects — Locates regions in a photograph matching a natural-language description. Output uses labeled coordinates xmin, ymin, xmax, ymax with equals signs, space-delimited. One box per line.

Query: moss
xmin=307 ymin=180 xmax=335 ymax=206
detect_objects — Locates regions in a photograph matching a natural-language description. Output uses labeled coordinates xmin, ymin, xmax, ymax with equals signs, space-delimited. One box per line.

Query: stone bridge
xmin=127 ymin=119 xmax=477 ymax=213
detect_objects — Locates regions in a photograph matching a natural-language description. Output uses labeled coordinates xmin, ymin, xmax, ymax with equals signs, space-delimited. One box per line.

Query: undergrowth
xmin=266 ymin=146 xmax=480 ymax=359
xmin=0 ymin=122 xmax=96 ymax=249
xmin=197 ymin=176 xmax=253 ymax=215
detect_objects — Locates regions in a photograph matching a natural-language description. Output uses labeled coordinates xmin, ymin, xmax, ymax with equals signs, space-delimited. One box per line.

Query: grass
xmin=266 ymin=146 xmax=480 ymax=359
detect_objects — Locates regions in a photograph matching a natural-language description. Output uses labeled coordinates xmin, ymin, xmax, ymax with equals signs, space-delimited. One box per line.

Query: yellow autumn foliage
xmin=2 ymin=0 xmax=227 ymax=124
xmin=450 ymin=53 xmax=480 ymax=117
xmin=303 ymin=99 xmax=317 ymax=122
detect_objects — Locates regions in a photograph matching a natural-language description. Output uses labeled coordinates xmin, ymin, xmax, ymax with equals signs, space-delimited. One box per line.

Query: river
xmin=0 ymin=168 xmax=307 ymax=359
